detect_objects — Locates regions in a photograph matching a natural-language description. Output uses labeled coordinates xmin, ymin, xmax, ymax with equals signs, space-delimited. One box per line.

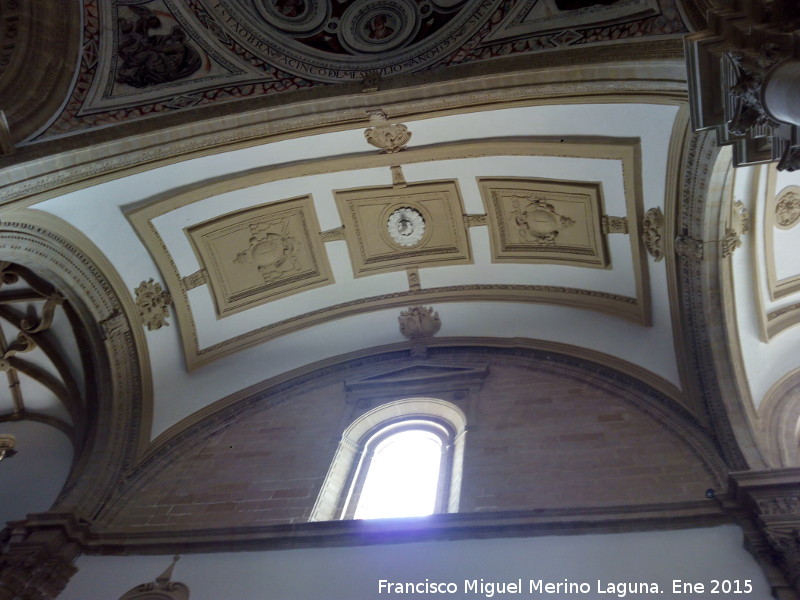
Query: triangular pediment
xmin=345 ymin=363 xmax=488 ymax=394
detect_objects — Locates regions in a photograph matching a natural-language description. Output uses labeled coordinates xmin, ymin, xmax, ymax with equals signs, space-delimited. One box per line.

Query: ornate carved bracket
xmin=0 ymin=512 xmax=89 ymax=600
xmin=730 ymin=468 xmax=800 ymax=599
xmin=685 ymin=0 xmax=800 ymax=170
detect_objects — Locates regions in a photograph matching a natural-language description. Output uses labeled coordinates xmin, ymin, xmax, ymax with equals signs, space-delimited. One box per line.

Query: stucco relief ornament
xmin=387 ymin=207 xmax=425 ymax=247
xmin=364 ymin=110 xmax=412 ymax=153
xmin=399 ymin=306 xmax=441 ymax=340
xmin=134 ymin=279 xmax=173 ymax=331
xmin=642 ymin=207 xmax=665 ymax=261
xmin=233 ymin=218 xmax=300 ymax=282
xmin=120 ymin=555 xmax=189 ymax=600
xmin=776 ymin=188 xmax=800 ymax=229
xmin=511 ymin=194 xmax=574 ymax=246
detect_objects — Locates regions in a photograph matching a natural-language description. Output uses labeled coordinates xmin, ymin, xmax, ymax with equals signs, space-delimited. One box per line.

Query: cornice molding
xmin=85 ymin=501 xmax=729 ymax=555
xmin=0 ymin=57 xmax=686 ymax=207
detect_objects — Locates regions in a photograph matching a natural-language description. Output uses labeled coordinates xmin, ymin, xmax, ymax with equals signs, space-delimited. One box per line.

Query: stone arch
xmin=310 ymin=397 xmax=468 ymax=521
xmin=0 ymin=209 xmax=151 ymax=520
xmin=760 ymin=369 xmax=800 ymax=468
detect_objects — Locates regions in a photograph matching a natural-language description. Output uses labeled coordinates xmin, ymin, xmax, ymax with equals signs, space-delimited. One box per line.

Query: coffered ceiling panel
xmin=33 ymin=101 xmax=682 ymax=435
xmin=479 ymin=177 xmax=611 ymax=268
xmin=187 ymin=195 xmax=332 ymax=317
xmin=334 ymin=180 xmax=472 ymax=277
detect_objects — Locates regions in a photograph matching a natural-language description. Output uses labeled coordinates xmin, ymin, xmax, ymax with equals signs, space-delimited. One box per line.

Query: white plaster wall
xmin=61 ymin=525 xmax=770 ymax=600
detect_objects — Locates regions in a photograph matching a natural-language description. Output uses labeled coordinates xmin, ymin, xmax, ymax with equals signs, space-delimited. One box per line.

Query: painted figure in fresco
xmin=554 ymin=0 xmax=621 ymax=10
xmin=116 ymin=6 xmax=202 ymax=88
xmin=274 ymin=0 xmax=305 ymax=17
xmin=366 ymin=14 xmax=395 ymax=40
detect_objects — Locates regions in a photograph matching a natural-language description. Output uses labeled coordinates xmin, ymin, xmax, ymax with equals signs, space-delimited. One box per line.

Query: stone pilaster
xmin=0 ymin=513 xmax=89 ymax=600
xmin=730 ymin=468 xmax=800 ymax=599
xmin=685 ymin=0 xmax=800 ymax=170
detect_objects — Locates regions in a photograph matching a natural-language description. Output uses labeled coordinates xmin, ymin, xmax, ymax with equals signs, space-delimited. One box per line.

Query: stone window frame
xmin=309 ymin=398 xmax=467 ymax=522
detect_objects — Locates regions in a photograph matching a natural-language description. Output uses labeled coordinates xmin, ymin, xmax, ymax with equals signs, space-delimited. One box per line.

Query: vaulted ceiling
xmin=1 ymin=0 xmax=800 ymax=541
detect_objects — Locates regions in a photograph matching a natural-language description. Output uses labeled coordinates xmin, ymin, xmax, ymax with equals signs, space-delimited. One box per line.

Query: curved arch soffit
xmin=677 ymin=131 xmax=765 ymax=471
xmin=343 ymin=398 xmax=467 ymax=444
xmin=0 ymin=0 xmax=81 ymax=143
xmin=759 ymin=368 xmax=800 ymax=468
xmin=0 ymin=209 xmax=152 ymax=519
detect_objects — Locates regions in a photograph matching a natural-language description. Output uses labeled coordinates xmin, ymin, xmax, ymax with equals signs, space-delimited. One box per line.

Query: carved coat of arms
xmin=233 ymin=218 xmax=301 ymax=282
xmin=510 ymin=195 xmax=575 ymax=245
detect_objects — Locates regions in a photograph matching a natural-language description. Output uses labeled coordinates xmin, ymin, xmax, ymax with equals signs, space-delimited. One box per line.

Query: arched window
xmin=310 ymin=398 xmax=467 ymax=521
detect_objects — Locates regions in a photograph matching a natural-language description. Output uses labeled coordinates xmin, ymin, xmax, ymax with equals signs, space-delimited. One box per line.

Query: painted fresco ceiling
xmin=34 ymin=0 xmax=687 ymax=141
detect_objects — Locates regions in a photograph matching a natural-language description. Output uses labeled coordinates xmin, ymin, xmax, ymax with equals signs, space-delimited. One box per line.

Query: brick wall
xmin=108 ymin=356 xmax=716 ymax=531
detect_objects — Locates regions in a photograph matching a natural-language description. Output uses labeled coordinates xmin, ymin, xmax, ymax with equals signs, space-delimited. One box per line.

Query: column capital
xmin=0 ymin=512 xmax=89 ymax=600
xmin=685 ymin=0 xmax=800 ymax=169
xmin=730 ymin=469 xmax=800 ymax=599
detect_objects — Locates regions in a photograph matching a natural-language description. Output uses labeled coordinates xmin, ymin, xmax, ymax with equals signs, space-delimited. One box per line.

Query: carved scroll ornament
xmin=134 ymin=279 xmax=173 ymax=331
xmin=364 ymin=110 xmax=412 ymax=153
xmin=642 ymin=207 xmax=664 ymax=261
xmin=399 ymin=306 xmax=441 ymax=340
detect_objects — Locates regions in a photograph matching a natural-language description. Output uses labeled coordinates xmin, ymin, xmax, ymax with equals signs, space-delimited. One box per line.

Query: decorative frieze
xmin=464 ymin=214 xmax=488 ymax=228
xmin=406 ymin=267 xmax=421 ymax=291
xmin=391 ymin=165 xmax=407 ymax=188
xmin=601 ymin=215 xmax=629 ymax=235
xmin=181 ymin=269 xmax=208 ymax=291
xmin=320 ymin=227 xmax=345 ymax=242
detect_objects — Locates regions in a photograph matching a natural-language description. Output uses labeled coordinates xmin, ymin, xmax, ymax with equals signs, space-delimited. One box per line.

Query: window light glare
xmin=354 ymin=429 xmax=442 ymax=520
